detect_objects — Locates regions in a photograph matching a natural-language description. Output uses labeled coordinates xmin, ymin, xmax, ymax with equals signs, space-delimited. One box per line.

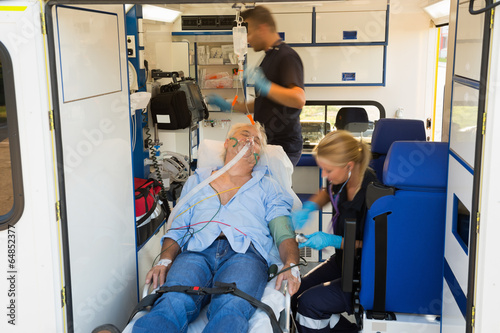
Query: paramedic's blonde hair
xmin=313 ymin=130 xmax=371 ymax=176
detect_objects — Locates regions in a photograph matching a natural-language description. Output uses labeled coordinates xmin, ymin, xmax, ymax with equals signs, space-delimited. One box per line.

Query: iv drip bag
xmin=233 ymin=26 xmax=247 ymax=62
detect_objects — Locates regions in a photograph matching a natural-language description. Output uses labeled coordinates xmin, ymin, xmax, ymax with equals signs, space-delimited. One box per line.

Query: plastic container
xmin=204 ymin=77 xmax=234 ymax=89
xmin=204 ymin=72 xmax=230 ymax=80
xmin=232 ymin=26 xmax=248 ymax=62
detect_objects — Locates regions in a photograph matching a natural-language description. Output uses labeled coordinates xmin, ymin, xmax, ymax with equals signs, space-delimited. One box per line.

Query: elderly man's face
xmin=225 ymin=125 xmax=262 ymax=166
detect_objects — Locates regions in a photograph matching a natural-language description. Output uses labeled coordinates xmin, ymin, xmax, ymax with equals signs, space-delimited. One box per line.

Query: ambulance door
xmin=442 ymin=1 xmax=491 ymax=331
xmin=46 ymin=4 xmax=137 ymax=332
xmin=0 ymin=2 xmax=62 ymax=332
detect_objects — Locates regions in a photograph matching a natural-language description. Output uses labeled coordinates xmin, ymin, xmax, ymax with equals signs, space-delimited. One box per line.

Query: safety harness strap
xmin=218 ymin=282 xmax=282 ymax=333
xmin=129 ymin=282 xmax=283 ymax=333
xmin=373 ymin=213 xmax=388 ymax=317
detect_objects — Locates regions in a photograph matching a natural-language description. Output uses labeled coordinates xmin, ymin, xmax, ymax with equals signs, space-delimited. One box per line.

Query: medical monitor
xmin=178 ymin=79 xmax=209 ymax=123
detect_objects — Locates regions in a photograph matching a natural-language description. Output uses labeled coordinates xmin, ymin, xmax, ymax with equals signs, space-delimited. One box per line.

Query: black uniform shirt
xmin=254 ymin=42 xmax=304 ymax=154
xmin=329 ymin=168 xmax=379 ymax=266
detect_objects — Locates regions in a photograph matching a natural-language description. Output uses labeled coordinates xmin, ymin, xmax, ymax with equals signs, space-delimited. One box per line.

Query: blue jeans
xmin=133 ymin=239 xmax=268 ymax=333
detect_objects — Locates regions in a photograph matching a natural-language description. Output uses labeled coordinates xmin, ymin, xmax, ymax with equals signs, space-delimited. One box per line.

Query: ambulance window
xmin=301 ymin=101 xmax=385 ymax=149
xmin=0 ymin=42 xmax=23 ymax=229
xmin=453 ymin=195 xmax=470 ymax=253
xmin=0 ymin=58 xmax=13 ymax=216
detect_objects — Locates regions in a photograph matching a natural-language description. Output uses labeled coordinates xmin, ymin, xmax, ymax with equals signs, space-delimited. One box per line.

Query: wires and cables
xmin=267 ymin=260 xmax=308 ymax=282
xmin=143 ymin=111 xmax=171 ymax=217
xmin=151 ymin=193 xmax=223 ymax=267
xmin=131 ymin=108 xmax=137 ymax=151
xmin=173 ymin=186 xmax=241 ymax=220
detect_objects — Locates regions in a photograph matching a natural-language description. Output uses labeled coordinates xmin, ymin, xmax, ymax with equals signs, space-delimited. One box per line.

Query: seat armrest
xmin=341 ymin=218 xmax=357 ymax=292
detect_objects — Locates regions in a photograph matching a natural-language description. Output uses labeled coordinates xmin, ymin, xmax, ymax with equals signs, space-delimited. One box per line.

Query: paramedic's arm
xmin=267 ymin=84 xmax=305 ymax=109
xmin=233 ymin=100 xmax=255 ymax=113
xmin=276 ymin=238 xmax=301 ymax=296
xmin=308 ymin=189 xmax=331 ymax=208
xmin=233 ymin=84 xmax=305 ymax=113
xmin=146 ymin=238 xmax=181 ymax=289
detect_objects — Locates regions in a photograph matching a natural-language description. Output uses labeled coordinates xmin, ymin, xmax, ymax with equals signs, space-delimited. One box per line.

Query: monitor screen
xmin=178 ymin=80 xmax=208 ymax=123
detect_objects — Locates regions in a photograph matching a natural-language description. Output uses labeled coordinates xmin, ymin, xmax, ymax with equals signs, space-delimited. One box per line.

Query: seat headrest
xmin=371 ymin=119 xmax=426 ymax=154
xmin=335 ymin=107 xmax=369 ymax=132
xmin=383 ymin=141 xmax=448 ymax=191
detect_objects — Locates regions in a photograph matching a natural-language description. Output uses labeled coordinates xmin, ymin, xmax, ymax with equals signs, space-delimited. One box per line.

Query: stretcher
xmin=121 ymin=140 xmax=300 ymax=332
xmin=122 ymin=272 xmax=291 ymax=333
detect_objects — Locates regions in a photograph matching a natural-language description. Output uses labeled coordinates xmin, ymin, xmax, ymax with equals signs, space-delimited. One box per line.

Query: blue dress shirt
xmin=162 ymin=165 xmax=293 ymax=265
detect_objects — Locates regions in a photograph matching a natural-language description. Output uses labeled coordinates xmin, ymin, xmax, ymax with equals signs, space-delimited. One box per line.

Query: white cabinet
xmin=274 ymin=12 xmax=313 ymax=43
xmin=296 ymin=45 xmax=384 ymax=85
xmin=172 ymin=4 xmax=388 ymax=87
xmin=248 ymin=45 xmax=384 ymax=86
xmin=316 ymin=11 xmax=387 ymax=43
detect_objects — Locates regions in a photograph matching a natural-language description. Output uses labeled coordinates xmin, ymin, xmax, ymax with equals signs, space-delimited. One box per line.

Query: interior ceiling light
xmin=424 ymin=0 xmax=450 ymax=25
xmin=142 ymin=5 xmax=181 ymax=23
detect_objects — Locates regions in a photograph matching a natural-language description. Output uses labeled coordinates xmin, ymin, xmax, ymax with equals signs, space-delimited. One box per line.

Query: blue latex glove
xmin=205 ymin=94 xmax=231 ymax=112
xmin=298 ymin=232 xmax=342 ymax=250
xmin=292 ymin=201 xmax=319 ymax=230
xmin=244 ymin=67 xmax=272 ymax=97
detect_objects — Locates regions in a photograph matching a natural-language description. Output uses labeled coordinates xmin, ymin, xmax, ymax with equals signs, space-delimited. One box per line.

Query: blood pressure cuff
xmin=269 ymin=216 xmax=295 ymax=248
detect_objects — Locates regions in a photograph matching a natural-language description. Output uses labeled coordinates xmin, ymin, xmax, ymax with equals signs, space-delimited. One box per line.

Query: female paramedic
xmin=291 ymin=130 xmax=378 ymax=333
xmin=133 ymin=122 xmax=300 ymax=333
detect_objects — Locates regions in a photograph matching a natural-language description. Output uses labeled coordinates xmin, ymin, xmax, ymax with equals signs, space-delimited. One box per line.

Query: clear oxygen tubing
xmin=165 ymin=143 xmax=251 ymax=230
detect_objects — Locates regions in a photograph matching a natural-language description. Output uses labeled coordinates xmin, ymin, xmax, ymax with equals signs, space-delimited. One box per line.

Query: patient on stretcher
xmin=132 ymin=122 xmax=301 ymax=333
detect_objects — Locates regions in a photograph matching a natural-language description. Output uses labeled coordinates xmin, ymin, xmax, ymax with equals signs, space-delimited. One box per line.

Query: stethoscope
xmin=327 ymin=169 xmax=351 ymax=230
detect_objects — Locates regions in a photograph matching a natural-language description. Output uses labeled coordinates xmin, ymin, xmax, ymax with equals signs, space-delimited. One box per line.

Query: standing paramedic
xmin=291 ymin=130 xmax=378 ymax=333
xmin=206 ymin=6 xmax=306 ymax=166
xmin=132 ymin=123 xmax=301 ymax=333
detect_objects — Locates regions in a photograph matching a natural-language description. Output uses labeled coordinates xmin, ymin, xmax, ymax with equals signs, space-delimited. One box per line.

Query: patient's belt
xmin=130 ymin=281 xmax=284 ymax=333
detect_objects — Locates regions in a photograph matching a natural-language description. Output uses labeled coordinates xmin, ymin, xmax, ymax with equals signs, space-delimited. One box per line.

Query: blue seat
xmin=359 ymin=141 xmax=448 ymax=316
xmin=370 ymin=119 xmax=426 ymax=182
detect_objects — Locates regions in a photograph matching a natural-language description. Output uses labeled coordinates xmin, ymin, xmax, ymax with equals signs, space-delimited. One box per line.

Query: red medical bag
xmin=134 ymin=178 xmax=161 ymax=220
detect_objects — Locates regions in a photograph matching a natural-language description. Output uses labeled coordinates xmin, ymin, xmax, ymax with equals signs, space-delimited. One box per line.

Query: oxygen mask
xmin=229 ymin=136 xmax=260 ymax=165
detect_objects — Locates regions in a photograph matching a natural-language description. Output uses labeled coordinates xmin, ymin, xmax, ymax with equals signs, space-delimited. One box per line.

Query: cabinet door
xmin=296 ymin=45 xmax=384 ymax=85
xmin=172 ymin=42 xmax=189 ymax=77
xmin=316 ymin=11 xmax=387 ymax=43
xmin=274 ymin=12 xmax=313 ymax=43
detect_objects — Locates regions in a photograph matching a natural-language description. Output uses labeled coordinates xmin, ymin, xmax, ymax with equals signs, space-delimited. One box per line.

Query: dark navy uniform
xmin=292 ymin=169 xmax=378 ymax=333
xmin=254 ymin=41 xmax=304 ymax=166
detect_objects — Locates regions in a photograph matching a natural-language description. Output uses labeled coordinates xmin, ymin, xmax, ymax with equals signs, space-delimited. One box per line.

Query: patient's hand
xmin=275 ymin=264 xmax=301 ymax=296
xmin=146 ymin=259 xmax=172 ymax=289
